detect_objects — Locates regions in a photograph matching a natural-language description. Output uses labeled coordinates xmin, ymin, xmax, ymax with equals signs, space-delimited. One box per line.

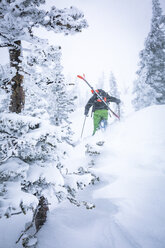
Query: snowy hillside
xmin=35 ymin=104 xmax=165 ymax=248
xmin=1 ymin=105 xmax=165 ymax=248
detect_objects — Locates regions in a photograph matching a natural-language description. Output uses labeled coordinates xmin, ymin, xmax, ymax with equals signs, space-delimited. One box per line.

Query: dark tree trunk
xmin=9 ymin=40 xmax=25 ymax=113
xmin=35 ymin=196 xmax=49 ymax=232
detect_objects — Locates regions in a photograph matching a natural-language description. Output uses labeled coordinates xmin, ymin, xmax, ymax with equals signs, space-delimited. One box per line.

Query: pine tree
xmin=132 ymin=0 xmax=165 ymax=110
xmin=0 ymin=31 xmax=97 ymax=248
xmin=0 ymin=3 xmax=95 ymax=247
xmin=0 ymin=0 xmax=88 ymax=113
xmin=132 ymin=69 xmax=158 ymax=110
xmin=0 ymin=43 xmax=93 ymax=211
xmin=109 ymin=72 xmax=120 ymax=97
xmin=109 ymin=72 xmax=121 ymax=115
xmin=23 ymin=43 xmax=76 ymax=143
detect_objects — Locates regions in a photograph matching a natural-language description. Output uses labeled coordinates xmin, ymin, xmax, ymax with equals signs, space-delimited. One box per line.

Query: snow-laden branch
xmin=0 ymin=1 xmax=88 ymax=46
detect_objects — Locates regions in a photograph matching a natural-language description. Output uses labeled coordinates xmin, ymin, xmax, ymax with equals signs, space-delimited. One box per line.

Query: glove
xmin=84 ymin=111 xmax=88 ymax=117
xmin=117 ymin=99 xmax=121 ymax=104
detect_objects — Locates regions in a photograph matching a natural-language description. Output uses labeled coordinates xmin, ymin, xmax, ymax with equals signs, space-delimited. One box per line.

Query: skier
xmin=84 ymin=89 xmax=120 ymax=135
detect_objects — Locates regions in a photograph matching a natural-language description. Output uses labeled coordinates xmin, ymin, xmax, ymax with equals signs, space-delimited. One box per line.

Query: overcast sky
xmin=43 ymin=0 xmax=165 ymax=90
xmin=0 ymin=0 xmax=165 ymax=91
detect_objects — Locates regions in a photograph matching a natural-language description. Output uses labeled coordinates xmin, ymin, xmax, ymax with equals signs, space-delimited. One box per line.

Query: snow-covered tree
xmin=0 ymin=0 xmax=88 ymax=113
xmin=109 ymin=72 xmax=120 ymax=97
xmin=132 ymin=68 xmax=158 ymax=110
xmin=108 ymin=72 xmax=121 ymax=116
xmin=132 ymin=0 xmax=165 ymax=110
xmin=23 ymin=43 xmax=77 ymax=146
xmin=0 ymin=2 xmax=95 ymax=247
xmin=24 ymin=44 xmax=71 ymax=120
xmin=0 ymin=43 xmax=95 ymax=206
xmin=0 ymin=112 xmax=96 ymax=246
xmin=145 ymin=0 xmax=165 ymax=103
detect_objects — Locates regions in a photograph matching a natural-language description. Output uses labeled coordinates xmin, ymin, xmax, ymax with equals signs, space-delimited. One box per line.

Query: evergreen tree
xmin=132 ymin=68 xmax=158 ymax=110
xmin=132 ymin=0 xmax=165 ymax=110
xmin=0 ymin=43 xmax=96 ymax=245
xmin=0 ymin=41 xmax=93 ymax=219
xmin=109 ymin=72 xmax=121 ymax=115
xmin=0 ymin=3 xmax=95 ymax=247
xmin=0 ymin=0 xmax=88 ymax=113
xmin=109 ymin=72 xmax=120 ymax=97
xmin=23 ymin=43 xmax=76 ymax=143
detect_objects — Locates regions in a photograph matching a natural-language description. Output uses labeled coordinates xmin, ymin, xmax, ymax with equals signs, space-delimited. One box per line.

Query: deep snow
xmin=37 ymin=105 xmax=165 ymax=248
xmin=1 ymin=105 xmax=165 ymax=248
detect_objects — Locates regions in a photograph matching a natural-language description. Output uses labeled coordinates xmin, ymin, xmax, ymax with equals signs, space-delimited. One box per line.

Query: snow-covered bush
xmin=0 ymin=112 xmax=96 ymax=224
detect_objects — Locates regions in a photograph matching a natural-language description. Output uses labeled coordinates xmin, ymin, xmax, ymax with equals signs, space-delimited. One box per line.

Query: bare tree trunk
xmin=9 ymin=40 xmax=25 ymax=113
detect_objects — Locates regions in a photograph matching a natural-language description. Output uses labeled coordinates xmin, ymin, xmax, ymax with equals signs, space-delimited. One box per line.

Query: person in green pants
xmin=84 ymin=89 xmax=120 ymax=135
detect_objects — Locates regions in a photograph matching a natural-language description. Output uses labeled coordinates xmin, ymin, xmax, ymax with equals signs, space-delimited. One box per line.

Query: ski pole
xmin=77 ymin=75 xmax=120 ymax=120
xmin=117 ymin=104 xmax=120 ymax=120
xmin=81 ymin=116 xmax=87 ymax=138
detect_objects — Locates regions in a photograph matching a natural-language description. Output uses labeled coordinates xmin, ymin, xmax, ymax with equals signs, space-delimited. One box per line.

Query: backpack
xmin=95 ymin=89 xmax=107 ymax=103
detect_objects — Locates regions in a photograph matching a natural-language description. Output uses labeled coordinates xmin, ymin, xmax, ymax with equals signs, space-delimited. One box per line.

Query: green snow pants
xmin=93 ymin=109 xmax=108 ymax=135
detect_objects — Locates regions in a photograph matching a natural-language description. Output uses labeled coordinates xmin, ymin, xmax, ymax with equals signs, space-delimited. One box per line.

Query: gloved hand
xmin=117 ymin=99 xmax=121 ymax=104
xmin=84 ymin=112 xmax=88 ymax=117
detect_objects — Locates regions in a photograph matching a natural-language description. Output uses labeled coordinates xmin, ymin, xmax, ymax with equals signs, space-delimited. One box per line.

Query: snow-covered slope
xmin=1 ymin=105 xmax=165 ymax=248
xmin=37 ymin=105 xmax=165 ymax=248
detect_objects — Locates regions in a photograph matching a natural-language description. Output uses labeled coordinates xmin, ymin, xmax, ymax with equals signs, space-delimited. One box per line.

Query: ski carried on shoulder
xmin=77 ymin=75 xmax=120 ymax=120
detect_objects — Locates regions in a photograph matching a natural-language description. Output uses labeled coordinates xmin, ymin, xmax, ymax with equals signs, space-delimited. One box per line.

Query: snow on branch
xmin=0 ymin=1 xmax=88 ymax=45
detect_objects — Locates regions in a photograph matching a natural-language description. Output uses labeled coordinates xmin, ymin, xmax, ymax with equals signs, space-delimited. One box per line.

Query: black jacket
xmin=84 ymin=89 xmax=120 ymax=115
